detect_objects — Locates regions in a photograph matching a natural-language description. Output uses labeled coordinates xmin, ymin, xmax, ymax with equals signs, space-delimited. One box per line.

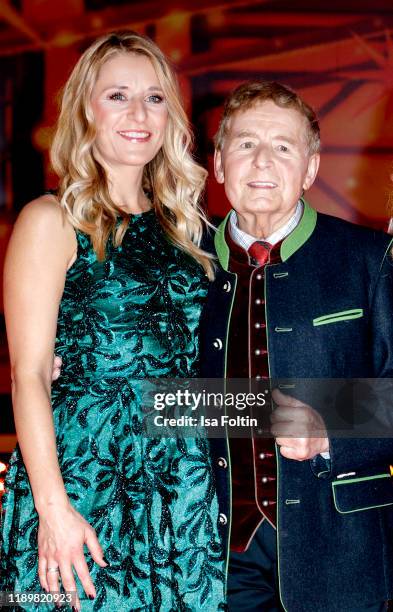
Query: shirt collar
xmin=228 ymin=200 xmax=304 ymax=249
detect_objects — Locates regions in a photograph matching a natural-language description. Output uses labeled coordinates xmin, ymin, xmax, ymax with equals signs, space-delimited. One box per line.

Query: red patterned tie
xmin=248 ymin=240 xmax=272 ymax=266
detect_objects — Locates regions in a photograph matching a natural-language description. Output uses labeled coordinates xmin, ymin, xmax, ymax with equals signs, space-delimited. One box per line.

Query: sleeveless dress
xmin=0 ymin=210 xmax=226 ymax=611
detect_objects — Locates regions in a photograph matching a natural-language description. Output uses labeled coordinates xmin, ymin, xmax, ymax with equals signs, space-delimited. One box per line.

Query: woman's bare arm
xmin=5 ymin=196 xmax=75 ymax=511
xmin=4 ymin=195 xmax=106 ymax=606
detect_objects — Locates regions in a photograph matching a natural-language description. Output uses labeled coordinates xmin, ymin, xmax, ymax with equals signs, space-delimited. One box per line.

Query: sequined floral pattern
xmin=0 ymin=210 xmax=226 ymax=611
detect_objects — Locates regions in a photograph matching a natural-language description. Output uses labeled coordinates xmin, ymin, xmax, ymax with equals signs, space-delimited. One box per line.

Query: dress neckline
xmin=117 ymin=208 xmax=156 ymax=222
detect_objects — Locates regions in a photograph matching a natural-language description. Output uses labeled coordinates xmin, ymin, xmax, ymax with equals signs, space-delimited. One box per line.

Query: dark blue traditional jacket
xmin=200 ymin=200 xmax=393 ymax=612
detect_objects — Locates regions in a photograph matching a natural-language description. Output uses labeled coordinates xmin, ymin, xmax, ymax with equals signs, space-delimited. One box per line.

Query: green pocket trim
xmin=333 ymin=473 xmax=390 ymax=486
xmin=332 ymin=473 xmax=393 ymax=514
xmin=313 ymin=308 xmax=363 ymax=327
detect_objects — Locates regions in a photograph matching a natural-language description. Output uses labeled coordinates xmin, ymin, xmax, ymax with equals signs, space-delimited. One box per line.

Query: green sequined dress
xmin=0 ymin=210 xmax=226 ymax=611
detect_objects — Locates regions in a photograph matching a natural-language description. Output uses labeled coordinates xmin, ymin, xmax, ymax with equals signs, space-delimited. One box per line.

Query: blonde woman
xmin=0 ymin=32 xmax=225 ymax=611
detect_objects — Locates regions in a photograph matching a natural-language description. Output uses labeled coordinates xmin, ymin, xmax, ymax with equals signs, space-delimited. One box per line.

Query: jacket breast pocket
xmin=313 ymin=308 xmax=363 ymax=327
xmin=332 ymin=472 xmax=393 ymax=514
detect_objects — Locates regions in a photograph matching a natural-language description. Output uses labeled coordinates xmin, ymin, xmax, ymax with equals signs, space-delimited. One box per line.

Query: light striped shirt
xmin=228 ymin=200 xmax=303 ymax=248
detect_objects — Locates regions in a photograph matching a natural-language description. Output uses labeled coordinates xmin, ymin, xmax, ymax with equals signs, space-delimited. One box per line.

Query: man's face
xmin=214 ymin=100 xmax=319 ymax=221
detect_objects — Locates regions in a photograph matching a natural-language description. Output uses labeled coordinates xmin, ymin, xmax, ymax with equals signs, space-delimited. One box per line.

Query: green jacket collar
xmin=214 ymin=198 xmax=317 ymax=271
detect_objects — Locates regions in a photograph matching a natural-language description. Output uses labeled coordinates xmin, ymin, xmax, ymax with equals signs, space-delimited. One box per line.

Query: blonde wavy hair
xmin=51 ymin=31 xmax=214 ymax=278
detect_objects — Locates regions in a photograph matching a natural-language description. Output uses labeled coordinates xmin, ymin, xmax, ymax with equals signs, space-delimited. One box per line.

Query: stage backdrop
xmin=1 ymin=0 xmax=393 ymax=474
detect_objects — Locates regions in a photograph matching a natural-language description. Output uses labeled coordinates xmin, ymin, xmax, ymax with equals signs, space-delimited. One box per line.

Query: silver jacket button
xmin=217 ymin=457 xmax=228 ymax=469
xmin=219 ymin=513 xmax=228 ymax=525
xmin=213 ymin=338 xmax=223 ymax=350
xmin=223 ymin=281 xmax=231 ymax=292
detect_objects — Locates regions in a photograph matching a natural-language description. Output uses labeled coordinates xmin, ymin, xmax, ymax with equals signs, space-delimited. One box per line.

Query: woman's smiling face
xmin=90 ymin=52 xmax=168 ymax=172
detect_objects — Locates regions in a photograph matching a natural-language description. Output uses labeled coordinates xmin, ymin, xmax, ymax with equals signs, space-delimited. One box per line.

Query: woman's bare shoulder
xmin=18 ymin=193 xmax=63 ymax=222
xmin=9 ymin=194 xmax=77 ymax=266
xmin=15 ymin=194 xmax=74 ymax=238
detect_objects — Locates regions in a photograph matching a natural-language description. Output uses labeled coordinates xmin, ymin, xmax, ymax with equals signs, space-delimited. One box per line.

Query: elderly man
xmin=200 ymin=81 xmax=393 ymax=611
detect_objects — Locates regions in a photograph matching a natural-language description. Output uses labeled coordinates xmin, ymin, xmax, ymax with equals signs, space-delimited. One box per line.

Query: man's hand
xmin=51 ymin=355 xmax=62 ymax=381
xmin=270 ymin=388 xmax=329 ymax=460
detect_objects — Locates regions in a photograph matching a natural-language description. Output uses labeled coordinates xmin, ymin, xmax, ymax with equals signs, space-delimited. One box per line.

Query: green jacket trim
xmin=313 ymin=308 xmax=364 ymax=327
xmin=332 ymin=473 xmax=390 ymax=486
xmin=214 ymin=212 xmax=232 ymax=270
xmin=280 ymin=199 xmax=317 ymax=262
xmin=332 ymin=473 xmax=393 ymax=514
xmin=214 ymin=198 xmax=317 ymax=269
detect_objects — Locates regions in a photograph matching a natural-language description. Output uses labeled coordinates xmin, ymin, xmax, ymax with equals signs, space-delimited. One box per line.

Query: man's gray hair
xmin=214 ymin=80 xmax=320 ymax=155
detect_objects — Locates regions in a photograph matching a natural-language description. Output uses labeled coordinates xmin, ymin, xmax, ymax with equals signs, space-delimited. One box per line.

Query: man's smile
xmin=247 ymin=181 xmax=278 ymax=189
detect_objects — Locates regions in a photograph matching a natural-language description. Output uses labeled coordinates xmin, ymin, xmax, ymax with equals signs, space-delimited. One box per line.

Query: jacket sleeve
xmin=312 ymin=240 xmax=393 ymax=480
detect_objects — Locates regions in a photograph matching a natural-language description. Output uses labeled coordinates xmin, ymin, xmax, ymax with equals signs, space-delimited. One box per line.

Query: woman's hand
xmin=37 ymin=501 xmax=107 ymax=610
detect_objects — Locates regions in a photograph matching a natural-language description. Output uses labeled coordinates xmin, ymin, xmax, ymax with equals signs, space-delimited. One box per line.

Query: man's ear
xmin=302 ymin=153 xmax=320 ymax=192
xmin=214 ymin=149 xmax=225 ymax=184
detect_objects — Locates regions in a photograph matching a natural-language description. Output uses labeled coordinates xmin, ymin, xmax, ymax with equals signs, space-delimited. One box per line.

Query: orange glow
xmin=390 ymin=465 xmax=393 ymax=476
xmin=207 ymin=10 xmax=225 ymax=28
xmin=0 ymin=224 xmax=9 ymax=239
xmin=91 ymin=16 xmax=103 ymax=29
xmin=170 ymin=49 xmax=183 ymax=62
xmin=0 ymin=462 xmax=7 ymax=473
xmin=165 ymin=11 xmax=188 ymax=32
xmin=52 ymin=31 xmax=79 ymax=48
xmin=0 ymin=480 xmax=4 ymax=493
xmin=32 ymin=126 xmax=53 ymax=152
